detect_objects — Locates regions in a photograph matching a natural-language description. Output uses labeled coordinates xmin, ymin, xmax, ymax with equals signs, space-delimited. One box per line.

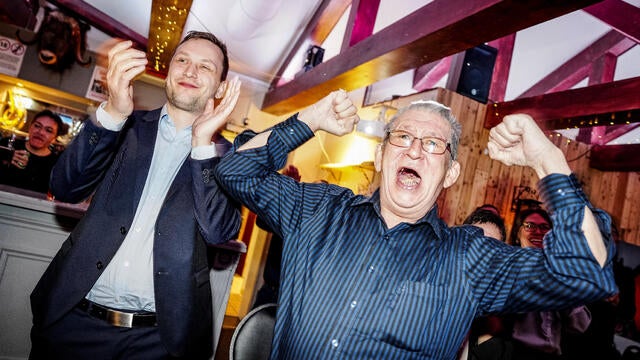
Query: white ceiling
xmin=83 ymin=0 xmax=324 ymax=84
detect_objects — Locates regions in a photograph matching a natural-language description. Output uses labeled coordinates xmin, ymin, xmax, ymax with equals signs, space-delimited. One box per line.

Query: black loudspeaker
xmin=456 ymin=44 xmax=497 ymax=103
xmin=303 ymin=45 xmax=325 ymax=72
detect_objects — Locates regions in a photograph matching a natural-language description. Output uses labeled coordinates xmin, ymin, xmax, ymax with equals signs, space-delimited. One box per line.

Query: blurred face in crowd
xmin=375 ymin=108 xmax=460 ymax=227
xmin=28 ymin=116 xmax=59 ymax=151
xmin=164 ymin=38 xmax=227 ymax=115
xmin=518 ymin=212 xmax=551 ymax=249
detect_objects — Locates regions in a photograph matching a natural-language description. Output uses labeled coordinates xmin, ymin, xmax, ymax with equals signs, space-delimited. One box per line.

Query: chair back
xmin=229 ymin=303 xmax=277 ymax=360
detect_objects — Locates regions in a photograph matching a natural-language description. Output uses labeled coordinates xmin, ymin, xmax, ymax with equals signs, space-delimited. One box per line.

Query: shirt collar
xmin=159 ymin=105 xmax=191 ymax=143
xmin=351 ymin=189 xmax=448 ymax=240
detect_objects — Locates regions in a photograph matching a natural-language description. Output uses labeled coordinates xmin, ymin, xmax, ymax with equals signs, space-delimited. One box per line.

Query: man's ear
xmin=214 ymin=81 xmax=227 ymax=99
xmin=374 ymin=144 xmax=383 ymax=172
xmin=443 ymin=160 xmax=460 ymax=189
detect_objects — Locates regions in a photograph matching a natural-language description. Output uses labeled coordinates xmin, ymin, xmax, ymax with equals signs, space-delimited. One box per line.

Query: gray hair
xmin=384 ymin=100 xmax=462 ymax=161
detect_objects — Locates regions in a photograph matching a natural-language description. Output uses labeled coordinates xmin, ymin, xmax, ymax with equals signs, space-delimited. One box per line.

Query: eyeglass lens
xmin=522 ymin=222 xmax=551 ymax=232
xmin=388 ymin=130 xmax=448 ymax=154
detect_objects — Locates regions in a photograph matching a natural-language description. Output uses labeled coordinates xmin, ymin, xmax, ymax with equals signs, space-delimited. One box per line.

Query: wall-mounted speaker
xmin=303 ymin=45 xmax=324 ymax=72
xmin=456 ymin=44 xmax=498 ymax=104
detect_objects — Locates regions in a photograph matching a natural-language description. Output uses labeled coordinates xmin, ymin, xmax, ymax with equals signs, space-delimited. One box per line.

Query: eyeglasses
xmin=386 ymin=130 xmax=451 ymax=155
xmin=521 ymin=222 xmax=551 ymax=233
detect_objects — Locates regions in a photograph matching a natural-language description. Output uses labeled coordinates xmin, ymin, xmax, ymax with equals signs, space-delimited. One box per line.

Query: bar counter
xmin=0 ymin=185 xmax=243 ymax=359
xmin=0 ymin=185 xmax=87 ymax=358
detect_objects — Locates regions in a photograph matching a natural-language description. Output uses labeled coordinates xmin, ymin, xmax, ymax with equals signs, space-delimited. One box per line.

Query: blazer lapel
xmin=131 ymin=110 xmax=162 ymax=210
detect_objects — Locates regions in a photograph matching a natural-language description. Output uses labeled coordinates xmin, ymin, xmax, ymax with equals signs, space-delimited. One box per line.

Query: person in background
xmin=509 ymin=208 xmax=592 ymax=360
xmin=463 ymin=204 xmax=506 ymax=242
xmin=461 ymin=205 xmax=514 ymax=360
xmin=0 ymin=110 xmax=66 ymax=193
xmin=29 ymin=31 xmax=242 ymax=359
xmin=563 ymin=221 xmax=628 ymax=360
xmin=214 ymin=92 xmax=616 ymax=359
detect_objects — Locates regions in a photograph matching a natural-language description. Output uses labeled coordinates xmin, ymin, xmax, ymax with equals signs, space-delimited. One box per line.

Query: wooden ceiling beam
xmin=341 ymin=0 xmax=380 ymax=50
xmin=270 ymin=0 xmax=350 ymax=89
xmin=487 ymin=34 xmax=516 ymax=102
xmin=517 ymin=30 xmax=635 ymax=98
xmin=485 ymin=76 xmax=640 ymax=130
xmin=262 ymin=0 xmax=601 ymax=115
xmin=412 ymin=56 xmax=452 ymax=92
xmin=583 ymin=0 xmax=640 ymax=43
xmin=310 ymin=0 xmax=351 ymax=44
xmin=601 ymin=123 xmax=640 ymax=144
xmin=590 ymin=144 xmax=640 ymax=172
xmin=47 ymin=0 xmax=147 ymax=50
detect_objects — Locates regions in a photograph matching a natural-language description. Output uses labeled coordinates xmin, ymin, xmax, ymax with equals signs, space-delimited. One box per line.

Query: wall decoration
xmin=16 ymin=8 xmax=91 ymax=72
xmin=0 ymin=35 xmax=27 ymax=77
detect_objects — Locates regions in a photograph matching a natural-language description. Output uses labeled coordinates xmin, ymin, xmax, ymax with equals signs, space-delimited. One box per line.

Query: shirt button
xmin=368 ymin=265 xmax=375 ymax=273
xmin=331 ymin=339 xmax=339 ymax=349
xmin=120 ymin=226 xmax=127 ymax=235
xmin=350 ymin=300 xmax=357 ymax=309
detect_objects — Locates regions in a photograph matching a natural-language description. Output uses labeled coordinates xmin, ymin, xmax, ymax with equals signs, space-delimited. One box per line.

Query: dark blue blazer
xmin=30 ymin=108 xmax=241 ymax=357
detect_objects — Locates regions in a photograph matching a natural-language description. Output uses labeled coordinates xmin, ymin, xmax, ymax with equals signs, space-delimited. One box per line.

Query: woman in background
xmin=509 ymin=208 xmax=591 ymax=360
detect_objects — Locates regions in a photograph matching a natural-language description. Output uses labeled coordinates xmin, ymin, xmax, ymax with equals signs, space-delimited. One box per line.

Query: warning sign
xmin=0 ymin=35 xmax=26 ymax=77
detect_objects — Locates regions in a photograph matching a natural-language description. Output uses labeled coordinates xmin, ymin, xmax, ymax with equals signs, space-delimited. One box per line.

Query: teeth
xmin=400 ymin=177 xmax=419 ymax=186
xmin=398 ymin=167 xmax=420 ymax=187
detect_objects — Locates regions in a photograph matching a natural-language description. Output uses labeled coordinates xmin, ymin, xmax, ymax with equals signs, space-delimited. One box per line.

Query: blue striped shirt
xmin=215 ymin=115 xmax=617 ymax=359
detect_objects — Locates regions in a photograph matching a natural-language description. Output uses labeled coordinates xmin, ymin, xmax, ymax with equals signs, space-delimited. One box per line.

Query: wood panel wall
xmin=390 ymin=88 xmax=639 ymax=245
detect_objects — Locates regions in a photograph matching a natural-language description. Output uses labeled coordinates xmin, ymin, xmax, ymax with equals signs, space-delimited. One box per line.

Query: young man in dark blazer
xmin=29 ymin=31 xmax=242 ymax=359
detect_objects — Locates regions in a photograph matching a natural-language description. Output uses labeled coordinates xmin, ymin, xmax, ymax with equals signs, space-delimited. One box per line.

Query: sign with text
xmin=86 ymin=65 xmax=108 ymax=102
xmin=0 ymin=35 xmax=27 ymax=77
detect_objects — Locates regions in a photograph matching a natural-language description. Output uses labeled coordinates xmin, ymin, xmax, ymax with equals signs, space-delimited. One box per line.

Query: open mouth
xmin=529 ymin=238 xmax=543 ymax=248
xmin=397 ymin=167 xmax=421 ymax=188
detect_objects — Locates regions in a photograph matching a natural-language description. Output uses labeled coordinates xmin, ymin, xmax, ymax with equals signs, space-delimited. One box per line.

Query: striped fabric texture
xmin=215 ymin=115 xmax=617 ymax=359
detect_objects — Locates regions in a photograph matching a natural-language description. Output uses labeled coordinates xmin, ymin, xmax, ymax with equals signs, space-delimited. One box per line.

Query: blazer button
xmin=96 ymin=261 xmax=103 ymax=270
xmin=120 ymin=226 xmax=127 ymax=235
xmin=202 ymin=168 xmax=210 ymax=183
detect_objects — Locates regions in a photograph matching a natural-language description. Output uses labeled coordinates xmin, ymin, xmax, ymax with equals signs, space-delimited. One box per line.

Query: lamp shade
xmin=356 ymin=119 xmax=385 ymax=139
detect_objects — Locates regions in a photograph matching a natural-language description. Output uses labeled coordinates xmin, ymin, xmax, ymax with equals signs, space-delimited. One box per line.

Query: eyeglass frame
xmin=521 ymin=221 xmax=551 ymax=233
xmin=385 ymin=129 xmax=452 ymax=156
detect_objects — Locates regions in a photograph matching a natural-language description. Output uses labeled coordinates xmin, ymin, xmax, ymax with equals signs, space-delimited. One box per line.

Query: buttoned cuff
xmin=538 ymin=173 xmax=589 ymax=214
xmin=96 ymin=102 xmax=126 ymax=131
xmin=192 ymin=144 xmax=218 ymax=159
xmin=274 ymin=114 xmax=316 ymax=152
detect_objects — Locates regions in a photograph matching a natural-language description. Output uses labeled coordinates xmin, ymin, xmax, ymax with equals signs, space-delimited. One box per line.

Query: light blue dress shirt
xmin=86 ymin=104 xmax=215 ymax=311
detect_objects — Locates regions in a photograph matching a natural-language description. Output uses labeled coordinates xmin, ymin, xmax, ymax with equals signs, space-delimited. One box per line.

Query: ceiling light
xmin=147 ymin=0 xmax=193 ymax=76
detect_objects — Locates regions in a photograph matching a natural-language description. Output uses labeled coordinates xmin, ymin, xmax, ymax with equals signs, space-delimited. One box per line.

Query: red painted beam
xmin=589 ymin=52 xmax=617 ymax=85
xmin=590 ymin=144 xmax=640 ymax=172
xmin=601 ymin=123 xmax=640 ymax=144
xmin=518 ymin=31 xmax=635 ymax=98
xmin=271 ymin=0 xmax=350 ymax=89
xmin=487 ymin=34 xmax=515 ymax=102
xmin=584 ymin=0 xmax=640 ymax=43
xmin=485 ymin=76 xmax=640 ymax=129
xmin=263 ymin=0 xmax=601 ymax=115
xmin=344 ymin=0 xmax=381 ymax=48
xmin=48 ymin=0 xmax=147 ymax=50
xmin=412 ymin=57 xmax=452 ymax=92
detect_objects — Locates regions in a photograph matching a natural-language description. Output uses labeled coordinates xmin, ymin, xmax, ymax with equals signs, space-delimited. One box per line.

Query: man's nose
xmin=406 ymin=138 xmax=423 ymax=158
xmin=184 ymin=64 xmax=196 ymax=78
